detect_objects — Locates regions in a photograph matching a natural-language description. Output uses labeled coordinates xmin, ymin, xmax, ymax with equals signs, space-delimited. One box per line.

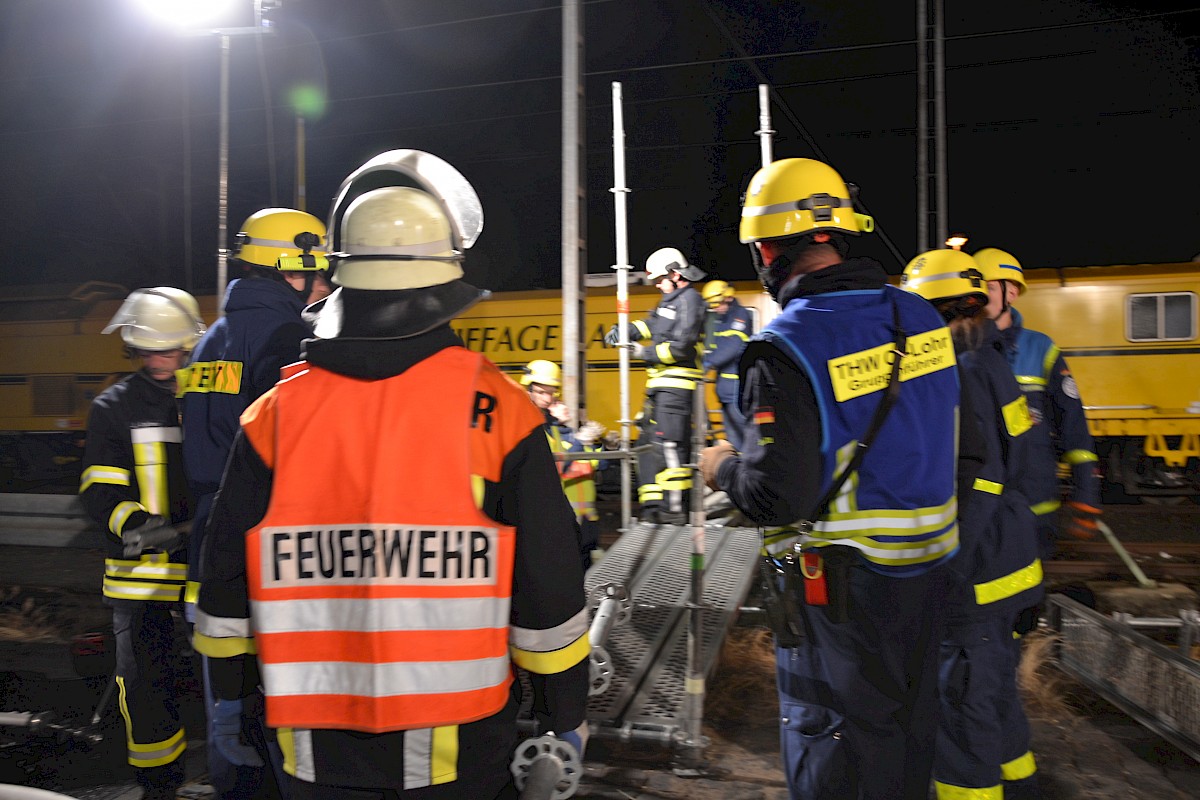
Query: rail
xmin=0 ymin=493 xmax=96 ymax=548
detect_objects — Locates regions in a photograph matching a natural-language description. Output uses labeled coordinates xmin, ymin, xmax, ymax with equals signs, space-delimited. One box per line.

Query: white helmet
xmin=645 ymin=247 xmax=706 ymax=284
xmin=334 ymin=186 xmax=460 ymax=290
xmin=102 ymin=287 xmax=206 ymax=351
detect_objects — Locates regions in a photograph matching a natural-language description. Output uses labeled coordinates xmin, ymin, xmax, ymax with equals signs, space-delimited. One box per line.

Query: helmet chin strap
xmin=750 ymin=244 xmax=794 ymax=301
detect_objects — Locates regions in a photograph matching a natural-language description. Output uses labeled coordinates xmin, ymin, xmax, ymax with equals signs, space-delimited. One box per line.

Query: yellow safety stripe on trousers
xmin=117 ymin=676 xmax=186 ymax=768
xmin=105 ymin=554 xmax=187 ymax=582
xmin=175 ymin=359 xmax=244 ymax=396
xmin=133 ymin=441 xmax=168 ymax=516
xmin=1063 ymin=449 xmax=1099 ymax=465
xmin=510 ymin=631 xmax=591 ymax=675
xmin=655 ymin=341 xmax=677 ymax=364
xmin=1001 ymin=750 xmax=1038 ymax=781
xmin=1031 ymin=499 xmax=1061 ymax=516
xmin=80 ymin=465 xmax=131 ymax=492
xmin=1002 ymin=395 xmax=1033 ymax=438
xmin=403 ymin=725 xmax=460 ymax=788
xmin=1042 ymin=344 xmax=1061 ymax=380
xmin=638 ymin=484 xmax=664 ymax=502
xmin=972 ymin=478 xmax=1004 ymax=495
xmin=657 ymin=466 xmax=693 ymax=490
xmin=933 ymin=780 xmax=1001 ymax=799
xmin=974 ymin=559 xmax=1043 ymax=606
xmin=646 ymin=377 xmax=701 ymax=390
xmin=109 ymin=500 xmax=146 ymax=535
xmin=192 ymin=629 xmax=258 ymax=658
xmin=1014 ymin=374 xmax=1047 ymax=388
xmin=633 ymin=320 xmax=652 ymax=339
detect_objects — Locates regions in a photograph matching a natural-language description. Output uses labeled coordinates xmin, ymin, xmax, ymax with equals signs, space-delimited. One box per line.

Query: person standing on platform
xmin=80 ymin=287 xmax=205 ymax=800
xmin=699 ymin=158 xmax=963 ymax=800
xmin=902 ymin=248 xmax=1045 ymax=799
xmin=974 ymin=247 xmax=1101 ymax=556
xmin=605 ymin=247 xmax=706 ymax=524
xmin=701 ymin=279 xmax=754 ymax=450
xmin=194 ymin=151 xmax=590 ymax=799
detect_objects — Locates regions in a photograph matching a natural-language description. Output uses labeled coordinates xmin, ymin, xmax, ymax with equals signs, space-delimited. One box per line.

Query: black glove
xmin=603 ymin=325 xmax=621 ymax=346
xmin=1013 ymin=604 xmax=1042 ymax=636
xmin=122 ymin=515 xmax=188 ymax=557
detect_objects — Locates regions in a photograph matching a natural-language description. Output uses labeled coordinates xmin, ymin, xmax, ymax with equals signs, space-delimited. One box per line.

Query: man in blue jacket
xmin=177 ymin=207 xmax=330 ymax=800
xmin=701 ymin=279 xmax=754 ymax=450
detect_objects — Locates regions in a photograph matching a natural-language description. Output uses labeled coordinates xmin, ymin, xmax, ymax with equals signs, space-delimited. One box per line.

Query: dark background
xmin=1 ymin=0 xmax=1196 ymax=297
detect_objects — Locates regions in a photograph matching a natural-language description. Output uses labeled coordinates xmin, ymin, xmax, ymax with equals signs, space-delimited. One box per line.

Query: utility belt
xmin=759 ymin=542 xmax=857 ymax=647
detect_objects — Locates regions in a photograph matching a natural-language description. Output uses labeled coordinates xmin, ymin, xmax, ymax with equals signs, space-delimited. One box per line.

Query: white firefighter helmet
xmin=644 ymin=247 xmax=706 ymax=284
xmin=102 ymin=287 xmax=207 ymax=351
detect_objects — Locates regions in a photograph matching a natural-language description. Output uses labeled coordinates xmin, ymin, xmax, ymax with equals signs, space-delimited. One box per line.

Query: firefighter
xmin=80 ymin=287 xmax=205 ymax=800
xmin=974 ymin=247 xmax=1101 ymax=555
xmin=701 ymin=279 xmax=754 ymax=450
xmin=194 ymin=151 xmax=590 ymax=799
xmin=698 ymin=158 xmax=963 ymax=800
xmin=177 ymin=207 xmax=330 ymax=799
xmin=520 ymin=359 xmax=607 ymax=571
xmin=902 ymin=249 xmax=1045 ymax=799
xmin=604 ymin=247 xmax=706 ymax=524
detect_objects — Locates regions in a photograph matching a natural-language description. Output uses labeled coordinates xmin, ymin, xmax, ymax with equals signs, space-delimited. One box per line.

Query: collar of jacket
xmin=222 ymin=276 xmax=304 ymax=315
xmin=660 ymin=284 xmax=698 ymax=303
xmin=777 ymin=257 xmax=888 ymax=309
xmin=302 ymin=325 xmax=463 ymax=380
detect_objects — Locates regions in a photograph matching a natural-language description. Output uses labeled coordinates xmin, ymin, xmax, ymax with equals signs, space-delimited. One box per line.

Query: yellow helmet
xmin=701 ymin=280 xmax=735 ymax=308
xmin=102 ymin=287 xmax=207 ymax=351
xmin=739 ymin=158 xmax=874 ymax=243
xmin=520 ymin=359 xmax=561 ymax=389
xmin=233 ymin=208 xmax=327 ymax=269
xmin=972 ymin=248 xmax=1026 ymax=294
xmin=901 ymin=249 xmax=987 ymax=306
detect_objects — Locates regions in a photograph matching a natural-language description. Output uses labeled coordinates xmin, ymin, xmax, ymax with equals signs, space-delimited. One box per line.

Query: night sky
xmin=1 ymin=0 xmax=1196 ymax=299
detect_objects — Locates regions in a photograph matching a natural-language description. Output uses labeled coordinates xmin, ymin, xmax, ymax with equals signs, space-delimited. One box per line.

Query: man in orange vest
xmin=194 ymin=151 xmax=590 ymax=799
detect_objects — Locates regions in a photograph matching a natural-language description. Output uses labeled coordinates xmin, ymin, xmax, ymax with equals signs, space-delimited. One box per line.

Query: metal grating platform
xmin=1046 ymin=593 xmax=1200 ymax=762
xmin=583 ymin=521 xmax=761 ymax=732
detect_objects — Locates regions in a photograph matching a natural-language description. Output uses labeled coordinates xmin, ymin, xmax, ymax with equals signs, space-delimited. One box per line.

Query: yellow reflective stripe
xmin=713 ymin=329 xmax=750 ymax=341
xmin=719 ymin=372 xmax=739 ymax=380
xmin=109 ymin=500 xmax=145 ymax=535
xmin=974 ymin=559 xmax=1043 ymax=605
xmin=973 ymin=478 xmax=1004 ymax=495
xmin=656 ymin=342 xmax=676 ymax=363
xmin=1002 ymin=395 xmax=1032 ymax=438
xmin=1031 ymin=499 xmax=1061 ymax=516
xmin=105 ymin=555 xmax=187 ymax=581
xmin=1063 ymin=449 xmax=1098 ymax=465
xmin=646 ymin=377 xmax=700 ymax=390
xmin=933 ymin=780 xmax=1002 ymax=799
xmin=133 ymin=441 xmax=168 ymax=516
xmin=633 ymin=320 xmax=651 ymax=339
xmin=175 ymin=360 xmax=244 ymax=396
xmin=432 ymin=725 xmax=459 ymax=785
xmin=278 ymin=727 xmax=298 ymax=778
xmin=102 ymin=579 xmax=185 ymax=602
xmin=193 ymin=630 xmax=258 ymax=658
xmin=470 ymin=474 xmax=485 ymax=510
xmin=510 ymin=631 xmax=590 ymax=675
xmin=1001 ymin=750 xmax=1037 ymax=781
xmin=1042 ymin=344 xmax=1060 ymax=379
xmin=127 ymin=726 xmax=187 ymax=768
xmin=1014 ymin=375 xmax=1046 ymax=387
xmin=639 ymin=484 xmax=664 ymax=502
xmin=80 ymin=465 xmax=131 ymax=492
xmin=184 ymin=580 xmax=200 ymax=605
xmin=767 ymin=525 xmax=959 ymax=567
xmin=657 ymin=466 xmax=692 ymax=490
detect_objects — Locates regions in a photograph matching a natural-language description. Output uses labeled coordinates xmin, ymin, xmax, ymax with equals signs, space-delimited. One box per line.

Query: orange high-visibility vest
xmin=241 ymin=346 xmax=542 ymax=733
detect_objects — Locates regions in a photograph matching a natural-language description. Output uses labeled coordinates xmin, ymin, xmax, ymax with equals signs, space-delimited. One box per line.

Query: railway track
xmin=1046 ymin=540 xmax=1200 ymax=580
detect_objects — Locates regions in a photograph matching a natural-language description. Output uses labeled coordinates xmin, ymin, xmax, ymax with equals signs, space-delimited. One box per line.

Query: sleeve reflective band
xmin=973 ymin=478 xmax=1004 ymax=495
xmin=109 ymin=500 xmax=146 ymax=535
xmin=656 ymin=342 xmax=676 ymax=363
xmin=80 ymin=465 xmax=131 ymax=492
xmin=633 ymin=320 xmax=652 ymax=339
xmin=1042 ymin=345 xmax=1061 ymax=379
xmin=1030 ymin=499 xmax=1061 ymax=516
xmin=1063 ymin=449 xmax=1098 ymax=465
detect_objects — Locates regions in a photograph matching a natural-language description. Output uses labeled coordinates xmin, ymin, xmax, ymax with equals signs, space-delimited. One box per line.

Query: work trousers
xmin=775 ymin=563 xmax=949 ymax=800
xmin=112 ymin=600 xmax=188 ymax=796
xmin=934 ymin=614 xmax=1041 ymax=799
xmin=203 ymin=656 xmax=287 ymax=800
xmin=636 ymin=387 xmax=694 ymax=514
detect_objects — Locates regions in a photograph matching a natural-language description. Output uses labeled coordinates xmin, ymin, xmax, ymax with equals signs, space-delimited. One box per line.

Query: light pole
xmin=138 ymin=0 xmax=276 ymax=311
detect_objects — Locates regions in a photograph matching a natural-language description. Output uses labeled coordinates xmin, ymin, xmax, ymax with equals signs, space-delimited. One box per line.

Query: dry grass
xmin=706 ymin=627 xmax=778 ymax=724
xmin=1017 ymin=630 xmax=1072 ymax=722
xmin=0 ymin=585 xmax=109 ymax=644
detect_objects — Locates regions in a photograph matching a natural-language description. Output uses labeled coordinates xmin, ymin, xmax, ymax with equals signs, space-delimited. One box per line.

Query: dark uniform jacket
xmin=194 ymin=326 xmax=589 ymax=790
xmin=628 ymin=284 xmax=706 ymax=391
xmin=80 ymin=370 xmax=191 ymax=603
xmin=704 ymin=297 xmax=754 ymax=403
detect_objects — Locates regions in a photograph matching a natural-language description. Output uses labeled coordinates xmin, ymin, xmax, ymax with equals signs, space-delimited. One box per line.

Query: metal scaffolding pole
xmin=561 ymin=0 xmax=587 ymax=425
xmin=610 ymin=82 xmax=634 ymax=531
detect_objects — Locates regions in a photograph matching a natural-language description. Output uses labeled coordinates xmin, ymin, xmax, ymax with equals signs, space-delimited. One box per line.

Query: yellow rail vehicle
xmin=1019 ymin=263 xmax=1200 ymax=501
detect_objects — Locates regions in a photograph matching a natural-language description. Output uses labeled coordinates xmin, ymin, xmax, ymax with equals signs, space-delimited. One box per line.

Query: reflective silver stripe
xmin=291 ymin=729 xmax=315 ymax=782
xmin=105 ymin=559 xmax=187 ymax=580
xmin=81 ymin=465 xmax=131 ymax=491
xmin=133 ymin=441 xmax=168 ymax=515
xmin=130 ymin=426 xmax=182 ymax=444
xmin=247 ymin=235 xmax=327 ymax=253
xmin=346 ymin=238 xmax=451 ymax=256
xmin=767 ymin=528 xmax=958 ymax=562
xmin=262 ymin=657 xmax=510 ymax=697
xmin=813 ymin=501 xmax=958 ymax=536
xmin=253 ymin=596 xmax=509 ymax=634
xmin=510 ymin=607 xmax=588 ymax=653
xmin=109 ymin=500 xmax=144 ymax=534
xmin=195 ymin=609 xmax=254 ymax=639
xmin=102 ymin=579 xmax=183 ymax=601
xmin=404 ymin=728 xmax=434 ymax=789
xmin=741 ymin=196 xmax=849 ymax=217
xmin=904 ymin=269 xmax=971 ymax=289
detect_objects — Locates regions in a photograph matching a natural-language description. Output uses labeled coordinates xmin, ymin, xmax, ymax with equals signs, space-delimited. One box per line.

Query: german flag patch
xmin=754 ymin=407 xmax=775 ymax=425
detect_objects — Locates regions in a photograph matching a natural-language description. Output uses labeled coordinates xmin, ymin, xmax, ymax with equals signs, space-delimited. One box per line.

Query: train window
xmin=31 ymin=375 xmax=76 ymax=416
xmin=1127 ymin=292 xmax=1196 ymax=342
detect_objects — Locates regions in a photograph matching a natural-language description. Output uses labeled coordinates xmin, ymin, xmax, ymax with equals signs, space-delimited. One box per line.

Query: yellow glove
xmin=699 ymin=440 xmax=737 ymax=490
